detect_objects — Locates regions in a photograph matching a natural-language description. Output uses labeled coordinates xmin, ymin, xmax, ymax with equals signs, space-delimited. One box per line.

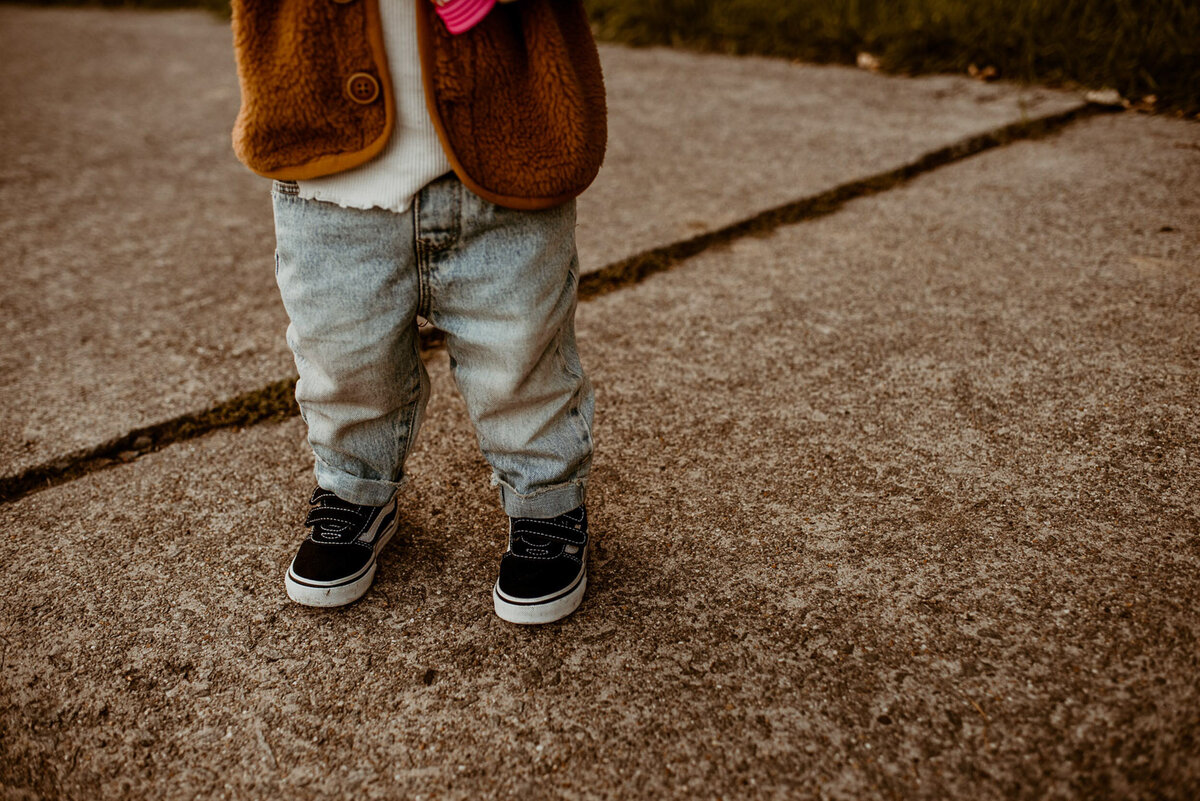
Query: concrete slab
xmin=0 ymin=6 xmax=1084 ymax=480
xmin=2 ymin=113 xmax=1197 ymax=799
xmin=0 ymin=7 xmax=285 ymax=480
xmin=580 ymin=45 xmax=1082 ymax=267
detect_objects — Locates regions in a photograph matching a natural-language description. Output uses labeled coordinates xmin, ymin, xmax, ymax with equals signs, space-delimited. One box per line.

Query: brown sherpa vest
xmin=230 ymin=0 xmax=607 ymax=210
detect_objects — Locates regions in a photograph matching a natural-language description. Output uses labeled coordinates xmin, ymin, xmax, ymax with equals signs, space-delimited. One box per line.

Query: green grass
xmin=10 ymin=0 xmax=1199 ymax=112
xmin=586 ymin=0 xmax=1200 ymax=112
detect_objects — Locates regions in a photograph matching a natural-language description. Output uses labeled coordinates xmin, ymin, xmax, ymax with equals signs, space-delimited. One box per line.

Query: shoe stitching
xmin=502 ymin=552 xmax=583 ymax=565
xmin=506 ymin=539 xmax=586 ymax=563
xmin=511 ymin=520 xmax=587 ymax=534
xmin=307 ymin=525 xmax=393 ymax=550
xmin=504 ymin=511 xmax=588 ymax=576
xmin=305 ymin=495 xmax=393 ymax=547
xmin=510 ymin=522 xmax=588 ymax=546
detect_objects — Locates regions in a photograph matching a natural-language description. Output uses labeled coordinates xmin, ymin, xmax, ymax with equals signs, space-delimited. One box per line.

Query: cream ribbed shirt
xmin=297 ymin=0 xmax=451 ymax=213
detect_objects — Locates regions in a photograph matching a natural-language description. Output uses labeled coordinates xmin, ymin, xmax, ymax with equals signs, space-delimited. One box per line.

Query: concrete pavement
xmin=0 ymin=5 xmax=1082 ymax=480
xmin=2 ymin=5 xmax=1199 ymax=801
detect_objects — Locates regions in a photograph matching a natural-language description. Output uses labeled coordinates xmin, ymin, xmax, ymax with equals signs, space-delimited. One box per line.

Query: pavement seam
xmin=577 ymin=103 xmax=1111 ymax=302
xmin=0 ymin=102 xmax=1111 ymax=507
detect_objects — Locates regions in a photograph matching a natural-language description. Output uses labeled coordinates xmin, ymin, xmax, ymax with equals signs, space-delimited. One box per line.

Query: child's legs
xmin=272 ymin=184 xmax=429 ymax=506
xmin=416 ymin=177 xmax=593 ymax=518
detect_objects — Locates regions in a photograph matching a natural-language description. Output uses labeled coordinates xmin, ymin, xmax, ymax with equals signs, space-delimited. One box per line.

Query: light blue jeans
xmin=271 ymin=172 xmax=593 ymax=518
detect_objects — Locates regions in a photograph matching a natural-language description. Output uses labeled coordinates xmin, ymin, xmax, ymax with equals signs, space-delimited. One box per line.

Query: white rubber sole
xmin=285 ymin=562 xmax=378 ymax=607
xmin=284 ymin=523 xmax=396 ymax=608
xmin=493 ymin=569 xmax=587 ymax=625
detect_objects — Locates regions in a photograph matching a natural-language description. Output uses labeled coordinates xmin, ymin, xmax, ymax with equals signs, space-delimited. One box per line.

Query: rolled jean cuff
xmin=314 ymin=455 xmax=402 ymax=507
xmin=496 ymin=477 xmax=587 ymax=518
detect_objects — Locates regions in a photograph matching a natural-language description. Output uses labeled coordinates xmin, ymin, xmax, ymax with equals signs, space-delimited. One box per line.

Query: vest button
xmin=345 ymin=72 xmax=380 ymax=105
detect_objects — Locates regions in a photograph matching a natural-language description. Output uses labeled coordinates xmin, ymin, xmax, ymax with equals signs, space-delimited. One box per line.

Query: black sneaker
xmin=284 ymin=487 xmax=399 ymax=607
xmin=493 ymin=506 xmax=589 ymax=624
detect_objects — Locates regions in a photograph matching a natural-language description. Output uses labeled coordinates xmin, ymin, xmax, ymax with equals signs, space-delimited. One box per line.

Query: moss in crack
xmin=579 ymin=102 xmax=1109 ymax=303
xmin=0 ymin=103 xmax=1108 ymax=506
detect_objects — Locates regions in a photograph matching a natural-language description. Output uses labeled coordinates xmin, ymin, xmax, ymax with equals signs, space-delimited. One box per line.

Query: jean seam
xmin=555 ymin=333 xmax=592 ymax=450
xmin=390 ymin=345 xmax=427 ymax=482
xmin=412 ymin=192 xmax=432 ymax=320
xmin=574 ymin=382 xmax=595 ymax=454
xmin=556 ymin=283 xmax=592 ymax=449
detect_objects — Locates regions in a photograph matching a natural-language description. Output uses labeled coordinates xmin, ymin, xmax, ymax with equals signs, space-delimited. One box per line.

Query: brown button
xmin=331 ymin=0 xmax=356 ymax=4
xmin=345 ymin=72 xmax=380 ymax=105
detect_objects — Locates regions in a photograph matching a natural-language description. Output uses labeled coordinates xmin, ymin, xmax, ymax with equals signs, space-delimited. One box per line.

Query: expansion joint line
xmin=0 ymin=102 xmax=1112 ymax=506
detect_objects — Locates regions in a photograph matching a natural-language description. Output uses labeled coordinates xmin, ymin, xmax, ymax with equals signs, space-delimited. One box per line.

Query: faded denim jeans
xmin=271 ymin=172 xmax=593 ymax=518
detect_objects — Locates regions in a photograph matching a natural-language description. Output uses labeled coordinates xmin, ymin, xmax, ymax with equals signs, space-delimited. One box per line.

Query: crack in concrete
xmin=0 ymin=102 xmax=1109 ymax=506
xmin=577 ymin=104 xmax=1109 ymax=302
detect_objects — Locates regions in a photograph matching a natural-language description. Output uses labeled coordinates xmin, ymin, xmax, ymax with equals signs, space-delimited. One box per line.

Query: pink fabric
xmin=435 ymin=0 xmax=497 ymax=35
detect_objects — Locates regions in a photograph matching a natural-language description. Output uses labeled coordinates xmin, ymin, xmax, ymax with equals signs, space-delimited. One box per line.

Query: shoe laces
xmin=305 ymin=487 xmax=372 ymax=542
xmin=509 ymin=507 xmax=588 ymax=559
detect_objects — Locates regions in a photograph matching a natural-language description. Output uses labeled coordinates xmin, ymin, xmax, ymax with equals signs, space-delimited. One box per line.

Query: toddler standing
xmin=229 ymin=0 xmax=607 ymax=623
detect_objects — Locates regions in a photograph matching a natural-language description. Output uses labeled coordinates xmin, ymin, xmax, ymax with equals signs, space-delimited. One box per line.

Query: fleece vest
xmin=230 ymin=0 xmax=607 ymax=210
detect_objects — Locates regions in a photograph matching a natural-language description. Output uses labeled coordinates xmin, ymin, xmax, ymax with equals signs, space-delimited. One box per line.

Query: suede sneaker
xmin=493 ymin=506 xmax=588 ymax=624
xmin=285 ymin=487 xmax=399 ymax=607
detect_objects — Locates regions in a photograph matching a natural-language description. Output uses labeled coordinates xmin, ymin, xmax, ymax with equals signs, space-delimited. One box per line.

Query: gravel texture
xmin=2 ymin=111 xmax=1198 ymax=799
xmin=0 ymin=5 xmax=1082 ymax=479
